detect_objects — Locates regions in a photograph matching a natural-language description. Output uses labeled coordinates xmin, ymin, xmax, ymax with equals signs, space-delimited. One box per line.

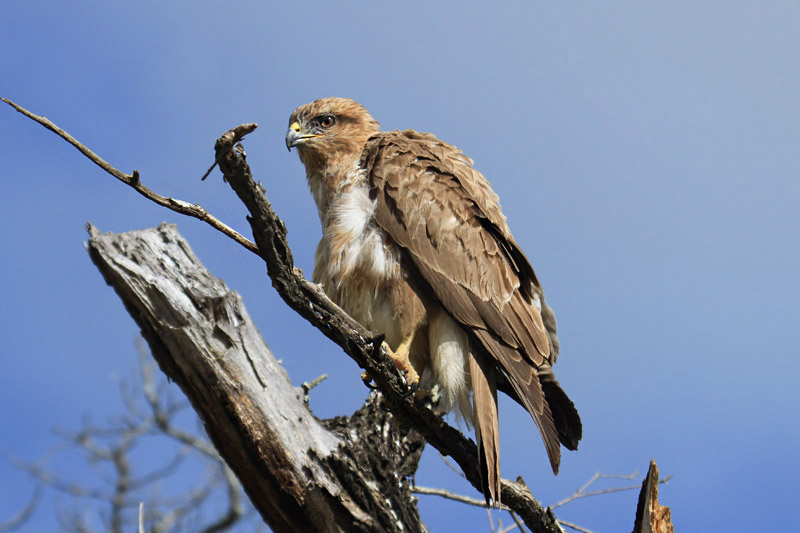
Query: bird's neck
xmin=305 ymin=154 xmax=365 ymax=223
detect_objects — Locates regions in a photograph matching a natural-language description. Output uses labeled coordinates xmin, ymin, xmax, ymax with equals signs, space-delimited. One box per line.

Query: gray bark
xmin=86 ymin=222 xmax=425 ymax=533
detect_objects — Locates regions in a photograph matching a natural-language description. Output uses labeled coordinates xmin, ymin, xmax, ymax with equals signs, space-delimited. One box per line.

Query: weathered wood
xmin=86 ymin=223 xmax=425 ymax=533
xmin=633 ymin=460 xmax=673 ymax=533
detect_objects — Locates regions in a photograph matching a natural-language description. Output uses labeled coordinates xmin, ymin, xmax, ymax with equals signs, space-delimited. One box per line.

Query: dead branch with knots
xmin=83 ymin=221 xmax=429 ymax=532
xmin=3 ymin=97 xmax=672 ymax=532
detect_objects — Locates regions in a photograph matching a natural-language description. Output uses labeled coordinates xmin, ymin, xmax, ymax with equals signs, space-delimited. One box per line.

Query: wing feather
xmin=363 ymin=130 xmax=567 ymax=471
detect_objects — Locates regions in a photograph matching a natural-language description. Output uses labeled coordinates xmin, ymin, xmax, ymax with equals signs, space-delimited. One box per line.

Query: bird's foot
xmin=360 ymin=370 xmax=418 ymax=397
xmin=360 ymin=370 xmax=378 ymax=389
xmin=360 ymin=340 xmax=420 ymax=394
xmin=383 ymin=340 xmax=420 ymax=388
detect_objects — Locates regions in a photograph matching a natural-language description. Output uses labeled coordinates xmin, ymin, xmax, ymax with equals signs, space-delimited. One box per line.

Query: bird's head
xmin=286 ymin=97 xmax=380 ymax=171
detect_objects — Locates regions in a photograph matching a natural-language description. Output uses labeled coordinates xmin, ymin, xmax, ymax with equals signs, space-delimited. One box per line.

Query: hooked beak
xmin=285 ymin=121 xmax=320 ymax=151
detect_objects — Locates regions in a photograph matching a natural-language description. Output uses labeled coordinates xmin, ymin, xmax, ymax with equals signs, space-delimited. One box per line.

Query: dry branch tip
xmin=3 ymin=99 xmax=260 ymax=255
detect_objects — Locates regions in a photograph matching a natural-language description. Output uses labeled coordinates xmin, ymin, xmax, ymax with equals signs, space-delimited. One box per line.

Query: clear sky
xmin=2 ymin=2 xmax=799 ymax=531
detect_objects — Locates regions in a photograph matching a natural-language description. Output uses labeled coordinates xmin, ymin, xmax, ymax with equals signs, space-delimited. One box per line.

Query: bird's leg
xmin=385 ymin=334 xmax=421 ymax=386
xmin=361 ymin=331 xmax=420 ymax=391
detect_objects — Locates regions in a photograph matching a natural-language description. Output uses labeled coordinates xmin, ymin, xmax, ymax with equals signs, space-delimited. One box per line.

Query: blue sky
xmin=2 ymin=2 xmax=799 ymax=531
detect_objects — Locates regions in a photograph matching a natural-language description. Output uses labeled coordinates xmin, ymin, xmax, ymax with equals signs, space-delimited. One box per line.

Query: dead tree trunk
xmin=87 ymin=223 xmax=425 ymax=533
xmin=632 ymin=460 xmax=674 ymax=533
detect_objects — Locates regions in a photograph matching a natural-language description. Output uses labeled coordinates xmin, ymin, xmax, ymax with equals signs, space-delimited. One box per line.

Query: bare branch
xmin=200 ymin=466 xmax=245 ymax=533
xmin=557 ymin=519 xmax=594 ymax=533
xmin=6 ymin=351 xmax=254 ymax=532
xmin=300 ymin=373 xmax=328 ymax=403
xmin=150 ymin=468 xmax=219 ymax=533
xmin=1 ymin=97 xmax=259 ymax=255
xmin=138 ymin=503 xmax=144 ymax=533
xmin=498 ymin=521 xmax=519 ymax=533
xmin=487 ymin=506 xmax=497 ymax=533
xmin=412 ymin=485 xmax=511 ymax=511
xmin=128 ymin=447 xmax=191 ymax=491
xmin=0 ymin=485 xmax=43 ymax=533
xmin=411 ymin=487 xmax=530 ymax=533
xmin=55 ymin=500 xmax=91 ymax=533
xmin=109 ymin=437 xmax=132 ymax=533
xmin=7 ymin=454 xmax=114 ymax=502
xmin=132 ymin=349 xmax=222 ymax=462
xmin=550 ymin=470 xmax=671 ymax=510
xmin=509 ymin=512 xmax=526 ymax=533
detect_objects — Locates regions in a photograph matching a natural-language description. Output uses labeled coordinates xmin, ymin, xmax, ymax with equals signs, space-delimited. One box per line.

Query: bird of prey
xmin=286 ymin=97 xmax=581 ymax=504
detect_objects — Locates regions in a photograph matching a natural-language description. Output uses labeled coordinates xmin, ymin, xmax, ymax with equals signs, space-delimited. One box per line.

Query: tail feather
xmin=469 ymin=352 xmax=501 ymax=506
xmin=538 ymin=364 xmax=582 ymax=450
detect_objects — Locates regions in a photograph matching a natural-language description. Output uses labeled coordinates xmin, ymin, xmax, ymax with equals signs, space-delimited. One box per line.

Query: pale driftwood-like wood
xmin=86 ymin=223 xmax=425 ymax=533
xmin=633 ymin=460 xmax=673 ymax=533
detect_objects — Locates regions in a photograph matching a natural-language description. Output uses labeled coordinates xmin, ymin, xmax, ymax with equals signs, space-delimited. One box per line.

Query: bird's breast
xmin=312 ymin=176 xmax=405 ymax=340
xmin=323 ymin=178 xmax=401 ymax=285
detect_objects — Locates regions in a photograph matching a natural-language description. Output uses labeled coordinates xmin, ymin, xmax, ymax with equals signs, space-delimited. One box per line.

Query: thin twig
xmin=0 ymin=485 xmax=44 ymax=533
xmin=138 ymin=352 xmax=220 ymax=459
xmin=151 ymin=467 xmax=221 ymax=533
xmin=509 ymin=512 xmax=526 ymax=533
xmin=1 ymin=97 xmax=259 ymax=255
xmin=200 ymin=161 xmax=218 ymax=181
xmin=55 ymin=501 xmax=91 ymax=533
xmin=6 ymin=453 xmax=113 ymax=502
xmin=136 ymin=352 xmax=244 ymax=532
xmin=487 ymin=505 xmax=496 ymax=533
xmin=438 ymin=453 xmax=468 ymax=479
xmin=302 ymin=373 xmax=328 ymax=392
xmin=558 ymin=519 xmax=593 ymax=533
xmin=551 ymin=470 xmax=626 ymax=509
xmin=412 ymin=485 xmax=511 ymax=511
xmin=414 ymin=486 xmax=525 ymax=533
xmin=138 ymin=502 xmax=144 ymax=533
xmin=128 ymin=448 xmax=191 ymax=490
xmin=550 ymin=470 xmax=671 ymax=510
xmin=109 ymin=436 xmax=133 ymax=533
xmin=301 ymin=373 xmax=328 ymax=402
xmin=201 ymin=466 xmax=245 ymax=533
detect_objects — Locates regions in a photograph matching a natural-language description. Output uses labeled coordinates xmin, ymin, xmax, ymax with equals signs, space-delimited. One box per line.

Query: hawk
xmin=286 ymin=97 xmax=581 ymax=504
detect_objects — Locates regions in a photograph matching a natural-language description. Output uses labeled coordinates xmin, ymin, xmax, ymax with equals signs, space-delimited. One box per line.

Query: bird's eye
xmin=319 ymin=115 xmax=336 ymax=129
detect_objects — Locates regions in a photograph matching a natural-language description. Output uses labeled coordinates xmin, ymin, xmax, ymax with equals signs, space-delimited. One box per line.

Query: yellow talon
xmin=383 ymin=338 xmax=420 ymax=387
xmin=361 ymin=370 xmax=377 ymax=388
xmin=359 ymin=334 xmax=421 ymax=390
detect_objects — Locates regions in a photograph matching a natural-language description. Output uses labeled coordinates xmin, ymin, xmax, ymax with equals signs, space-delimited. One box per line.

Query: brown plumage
xmin=286 ymin=97 xmax=581 ymax=504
